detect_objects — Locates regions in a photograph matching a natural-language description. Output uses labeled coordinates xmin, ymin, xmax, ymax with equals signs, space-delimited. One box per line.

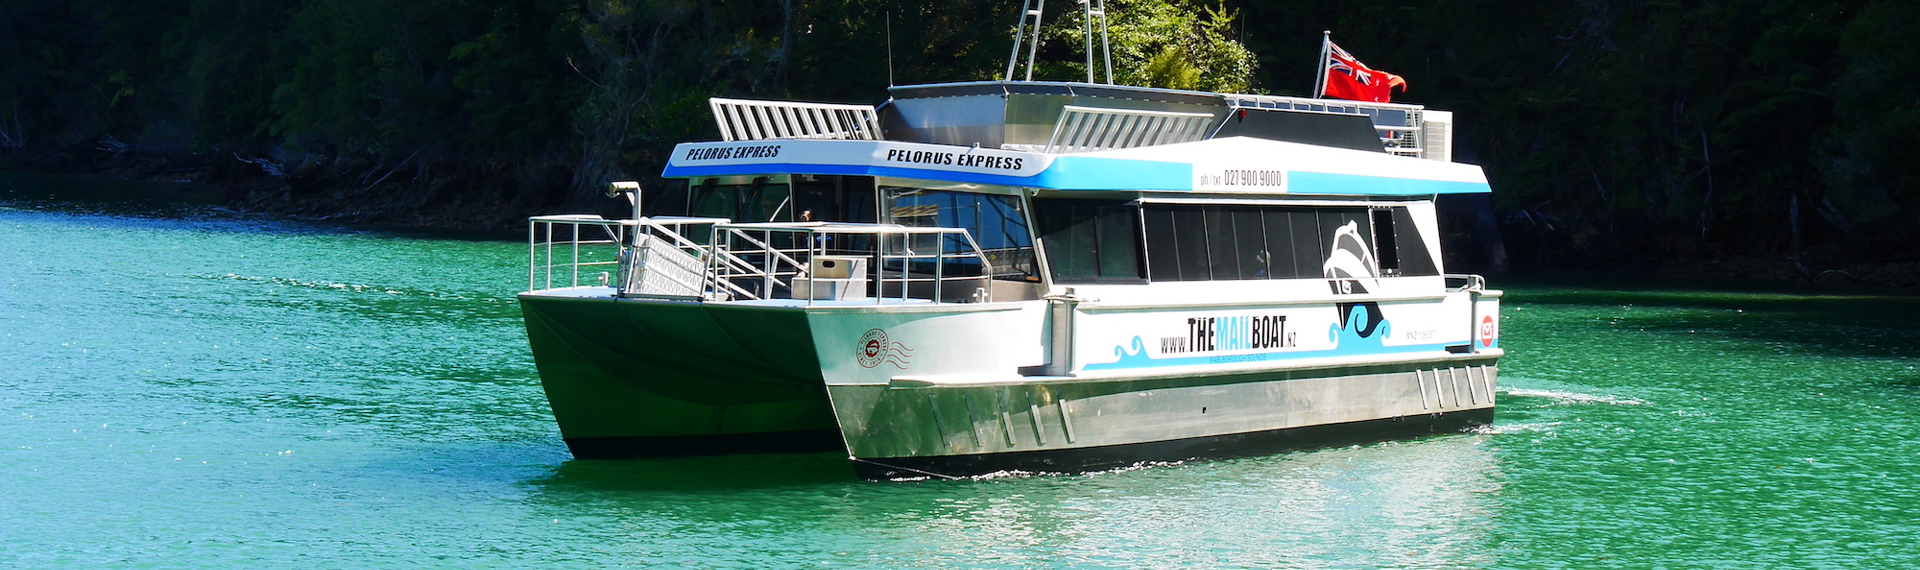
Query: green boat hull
xmin=519 ymin=293 xmax=842 ymax=457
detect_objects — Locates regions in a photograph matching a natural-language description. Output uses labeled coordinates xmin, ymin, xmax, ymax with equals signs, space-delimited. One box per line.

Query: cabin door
xmin=791 ymin=175 xmax=878 ymax=223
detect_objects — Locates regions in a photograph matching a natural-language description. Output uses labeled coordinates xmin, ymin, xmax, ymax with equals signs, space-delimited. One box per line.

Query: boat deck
xmin=521 ymin=286 xmax=963 ymax=308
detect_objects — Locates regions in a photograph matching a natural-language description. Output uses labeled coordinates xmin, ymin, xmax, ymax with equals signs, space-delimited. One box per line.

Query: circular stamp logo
xmin=1479 ymin=315 xmax=1497 ymax=347
xmin=857 ymin=328 xmax=889 ymax=368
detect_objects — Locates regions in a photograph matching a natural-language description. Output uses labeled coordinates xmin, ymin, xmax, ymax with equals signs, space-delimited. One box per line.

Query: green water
xmin=5 ymin=173 xmax=1918 ymax=568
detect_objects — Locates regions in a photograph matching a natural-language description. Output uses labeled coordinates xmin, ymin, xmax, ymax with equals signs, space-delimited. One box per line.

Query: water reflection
xmin=0 ymin=171 xmax=222 ymax=218
xmin=522 ymin=434 xmax=1503 ymax=567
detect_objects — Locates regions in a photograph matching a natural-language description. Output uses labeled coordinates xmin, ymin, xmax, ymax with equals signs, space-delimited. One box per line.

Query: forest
xmin=3 ymin=0 xmax=1916 ymax=281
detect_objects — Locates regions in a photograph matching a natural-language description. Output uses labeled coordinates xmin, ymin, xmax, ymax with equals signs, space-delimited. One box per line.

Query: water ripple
xmin=7 ymin=183 xmax=1920 ymax=567
xmin=1503 ymin=387 xmax=1647 ymax=406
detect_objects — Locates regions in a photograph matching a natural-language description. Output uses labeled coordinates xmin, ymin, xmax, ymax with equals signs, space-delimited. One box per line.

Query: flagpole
xmin=1313 ymin=30 xmax=1331 ymax=99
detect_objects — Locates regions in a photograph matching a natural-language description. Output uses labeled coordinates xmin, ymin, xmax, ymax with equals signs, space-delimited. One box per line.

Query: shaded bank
xmin=4 ymin=0 xmax=1916 ymax=281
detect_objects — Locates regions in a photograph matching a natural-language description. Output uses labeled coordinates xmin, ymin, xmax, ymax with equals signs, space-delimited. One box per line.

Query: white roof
xmin=662 ymin=137 xmax=1490 ymax=196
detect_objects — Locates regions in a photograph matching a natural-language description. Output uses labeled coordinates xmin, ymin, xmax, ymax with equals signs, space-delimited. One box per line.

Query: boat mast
xmin=1082 ymin=0 xmax=1112 ymax=84
xmin=1005 ymin=0 xmax=1046 ymax=81
xmin=1004 ymin=0 xmax=1113 ymax=84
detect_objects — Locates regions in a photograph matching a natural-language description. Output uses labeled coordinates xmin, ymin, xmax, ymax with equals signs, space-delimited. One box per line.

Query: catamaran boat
xmin=518 ymin=14 xmax=1502 ymax=480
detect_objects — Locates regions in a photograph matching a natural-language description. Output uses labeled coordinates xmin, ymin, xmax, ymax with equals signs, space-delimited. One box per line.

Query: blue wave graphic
xmin=1083 ymin=307 xmax=1442 ymax=371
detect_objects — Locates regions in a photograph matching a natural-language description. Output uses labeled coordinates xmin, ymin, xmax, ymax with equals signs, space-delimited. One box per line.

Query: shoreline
xmin=2 ymin=146 xmax=609 ymax=233
xmin=7 ymin=156 xmax=1917 ymax=290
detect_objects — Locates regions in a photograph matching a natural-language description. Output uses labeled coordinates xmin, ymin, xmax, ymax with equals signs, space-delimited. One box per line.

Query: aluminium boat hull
xmin=830 ymin=360 xmax=1497 ymax=479
xmin=519 ymin=290 xmax=841 ymax=456
xmin=849 ymin=408 xmax=1494 ymax=480
xmin=523 ymin=286 xmax=1499 ymax=479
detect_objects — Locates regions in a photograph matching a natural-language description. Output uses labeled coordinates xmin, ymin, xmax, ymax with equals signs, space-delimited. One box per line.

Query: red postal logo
xmin=856 ymin=328 xmax=913 ymax=369
xmin=1479 ymin=315 xmax=1497 ymax=347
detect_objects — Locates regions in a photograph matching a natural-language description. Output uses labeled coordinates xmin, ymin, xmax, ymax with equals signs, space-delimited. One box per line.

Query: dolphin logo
xmin=1322 ymin=220 xmax=1379 ymax=295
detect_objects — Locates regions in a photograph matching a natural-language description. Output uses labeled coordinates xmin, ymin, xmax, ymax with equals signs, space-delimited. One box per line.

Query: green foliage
xmin=3 ymin=0 xmax=1916 ymax=265
xmin=180 ymin=0 xmax=297 ymax=152
xmin=1035 ymin=0 xmax=1254 ymax=92
xmin=1234 ymin=0 xmax=1912 ymax=264
xmin=1142 ymin=46 xmax=1202 ymax=90
xmin=1824 ymin=1 xmax=1920 ymax=233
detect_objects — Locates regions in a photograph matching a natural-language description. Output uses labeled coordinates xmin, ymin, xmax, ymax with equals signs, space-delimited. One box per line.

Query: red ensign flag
xmin=1322 ymin=42 xmax=1405 ymax=103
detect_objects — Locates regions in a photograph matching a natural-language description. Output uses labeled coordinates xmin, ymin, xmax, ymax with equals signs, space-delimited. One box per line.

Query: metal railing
xmin=709 ymin=97 xmax=883 ymax=142
xmin=1220 ymin=93 xmax=1452 ymax=161
xmin=1445 ymin=273 xmax=1487 ymax=293
xmin=1040 ymin=105 xmax=1213 ymax=154
xmin=528 ymin=215 xmax=734 ymax=296
xmin=529 ymin=216 xmax=996 ymax=305
xmin=710 ymin=222 xmax=995 ymax=305
xmin=529 ymin=215 xmax=627 ymax=292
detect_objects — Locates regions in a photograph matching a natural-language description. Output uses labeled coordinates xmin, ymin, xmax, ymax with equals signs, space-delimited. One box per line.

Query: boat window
xmin=881 ymin=187 xmax=1038 ymax=280
xmin=1032 ymin=198 xmax=1144 ymax=283
xmin=1204 ymin=206 xmax=1242 ymax=279
xmin=1286 ymin=206 xmax=1324 ymax=278
xmin=1231 ymin=208 xmax=1268 ymax=279
xmin=1143 ymin=205 xmax=1181 ymax=280
xmin=1372 ymin=209 xmax=1401 ymax=275
xmin=792 ymin=175 xmax=878 ymax=223
xmin=1144 ymin=206 xmax=1205 ymax=282
xmin=1260 ymin=208 xmax=1299 ymax=278
xmin=1388 ymin=206 xmax=1439 ymax=276
xmin=688 ymin=176 xmax=791 ymax=222
xmin=1144 ymin=204 xmax=1393 ymax=282
xmin=688 ymin=178 xmax=734 ymax=218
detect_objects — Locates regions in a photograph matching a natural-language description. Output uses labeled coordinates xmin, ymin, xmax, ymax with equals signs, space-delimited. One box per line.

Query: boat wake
xmin=1470 ymin=421 xmax=1561 ymax=435
xmin=952 ymin=460 xmax=1193 ymax=481
xmin=197 ymin=272 xmax=508 ymax=302
xmin=1503 ymin=388 xmax=1644 ymax=406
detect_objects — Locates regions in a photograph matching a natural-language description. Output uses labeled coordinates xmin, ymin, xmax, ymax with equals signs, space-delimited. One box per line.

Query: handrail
xmin=1221 ymin=93 xmax=1439 ymax=160
xmin=528 ymin=216 xmax=999 ymax=306
xmin=528 ymin=216 xmax=627 ymax=292
xmin=1445 ymin=273 xmax=1486 ymax=292
xmin=709 ymin=222 xmax=995 ymax=305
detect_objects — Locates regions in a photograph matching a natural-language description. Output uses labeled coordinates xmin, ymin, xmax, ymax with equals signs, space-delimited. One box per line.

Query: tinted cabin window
xmin=882 ymin=188 xmax=1038 ymax=280
xmin=687 ymin=176 xmax=790 ymax=222
xmin=1390 ymin=206 xmax=1439 ymax=276
xmin=792 ymin=177 xmax=837 ymax=222
xmin=1032 ymin=199 xmax=1143 ymax=282
xmin=1143 ymin=207 xmax=1181 ymax=280
xmin=688 ymin=179 xmax=735 ymax=218
xmin=1260 ymin=208 xmax=1298 ymax=278
xmin=1172 ymin=206 xmax=1208 ymax=280
xmin=1203 ymin=206 xmax=1242 ymax=280
xmin=1372 ymin=208 xmax=1401 ymax=275
xmin=1144 ymin=204 xmax=1400 ymax=282
xmin=1233 ymin=208 xmax=1269 ymax=278
xmin=844 ymin=176 xmax=878 ymax=223
xmin=1286 ymin=209 xmax=1323 ymax=278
